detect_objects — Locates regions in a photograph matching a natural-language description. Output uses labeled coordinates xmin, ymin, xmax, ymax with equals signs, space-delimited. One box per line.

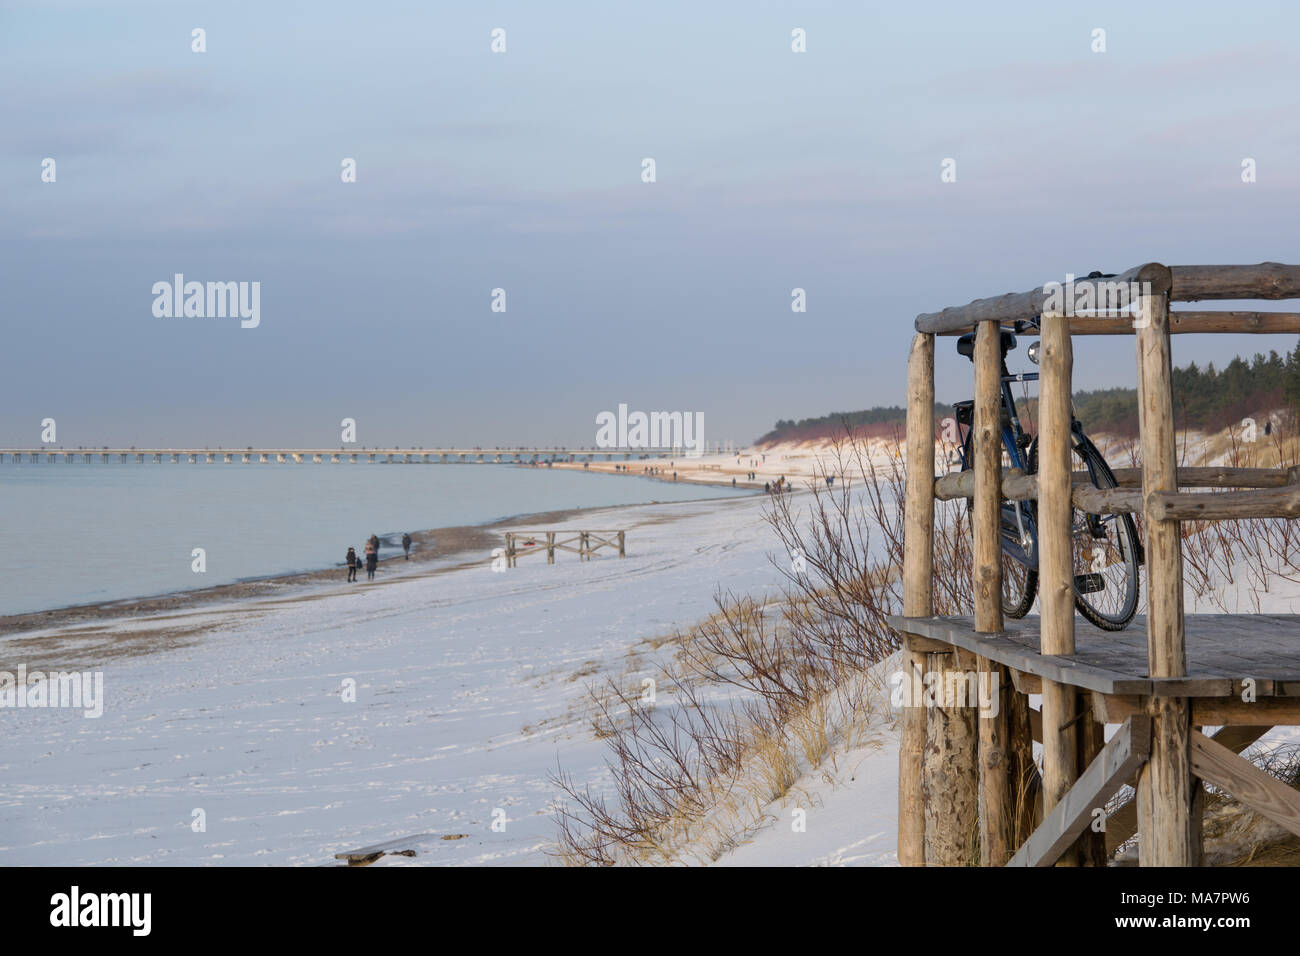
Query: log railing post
xmin=1134 ymin=288 xmax=1195 ymax=866
xmin=900 ymin=332 xmax=934 ymax=867
xmin=973 ymin=321 xmax=1004 ymax=635
xmin=973 ymin=321 xmax=1013 ymax=864
xmin=1038 ymin=311 xmax=1080 ymax=864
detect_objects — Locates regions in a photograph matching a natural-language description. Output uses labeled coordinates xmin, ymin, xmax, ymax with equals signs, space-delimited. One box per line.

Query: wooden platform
xmin=889 ymin=614 xmax=1300 ymax=697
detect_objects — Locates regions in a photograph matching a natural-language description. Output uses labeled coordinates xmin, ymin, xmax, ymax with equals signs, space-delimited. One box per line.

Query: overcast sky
xmin=2 ymin=0 xmax=1298 ymax=448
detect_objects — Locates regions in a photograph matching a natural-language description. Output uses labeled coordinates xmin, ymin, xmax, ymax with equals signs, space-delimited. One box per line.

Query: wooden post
xmin=924 ymin=647 xmax=979 ymax=865
xmin=1134 ymin=288 xmax=1195 ymax=866
xmin=900 ymin=332 xmax=934 ymax=867
xmin=547 ymin=532 xmax=555 ymax=565
xmin=1038 ymin=312 xmax=1080 ymax=864
xmin=973 ymin=321 xmax=1013 ymax=864
xmin=924 ymin=325 xmax=991 ymax=865
xmin=972 ymin=321 xmax=1003 ymax=635
xmin=506 ymin=532 xmax=513 ymax=568
xmin=1075 ymin=692 xmax=1108 ymax=865
xmin=617 ymin=530 xmax=625 ymax=558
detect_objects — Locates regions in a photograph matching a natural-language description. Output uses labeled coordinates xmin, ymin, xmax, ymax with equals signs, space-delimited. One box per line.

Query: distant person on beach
xmin=402 ymin=532 xmax=412 ymax=559
xmin=346 ymin=546 xmax=358 ymax=582
xmin=365 ymin=535 xmax=379 ymax=580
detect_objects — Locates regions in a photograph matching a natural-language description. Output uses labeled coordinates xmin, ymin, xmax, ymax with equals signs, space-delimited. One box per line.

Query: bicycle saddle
xmin=956 ymin=330 xmax=1016 ymax=360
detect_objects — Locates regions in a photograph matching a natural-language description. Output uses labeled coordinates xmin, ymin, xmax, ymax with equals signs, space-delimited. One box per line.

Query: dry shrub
xmin=1179 ymin=422 xmax=1300 ymax=612
xmin=551 ymin=428 xmax=976 ymax=865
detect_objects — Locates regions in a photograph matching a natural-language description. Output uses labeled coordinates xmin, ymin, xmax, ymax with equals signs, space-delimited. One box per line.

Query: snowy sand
xmin=0 ymin=490 xmax=834 ymax=866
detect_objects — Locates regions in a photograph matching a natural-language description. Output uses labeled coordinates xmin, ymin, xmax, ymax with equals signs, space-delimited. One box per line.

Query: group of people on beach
xmin=345 ymin=532 xmax=413 ymax=582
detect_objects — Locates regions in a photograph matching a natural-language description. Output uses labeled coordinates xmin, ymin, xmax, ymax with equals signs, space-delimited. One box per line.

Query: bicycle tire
xmin=960 ymin=432 xmax=1038 ymax=618
xmin=1028 ymin=437 xmax=1141 ymax=630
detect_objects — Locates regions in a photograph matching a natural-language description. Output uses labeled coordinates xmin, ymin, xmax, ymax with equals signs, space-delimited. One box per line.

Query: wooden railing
xmin=899 ymin=261 xmax=1300 ymax=868
xmin=503 ymin=530 xmax=626 ymax=566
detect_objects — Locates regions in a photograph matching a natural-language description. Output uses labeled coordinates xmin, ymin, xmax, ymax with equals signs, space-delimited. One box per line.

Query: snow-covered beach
xmin=0 ymin=474 xmax=903 ymax=866
xmin=7 ymin=436 xmax=1300 ymax=868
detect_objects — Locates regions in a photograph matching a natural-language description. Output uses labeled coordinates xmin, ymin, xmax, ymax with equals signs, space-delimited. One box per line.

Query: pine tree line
xmin=757 ymin=343 xmax=1300 ymax=444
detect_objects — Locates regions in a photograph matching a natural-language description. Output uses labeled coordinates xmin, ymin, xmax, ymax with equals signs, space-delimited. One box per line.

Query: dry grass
xmin=549 ymin=430 xmax=961 ymax=866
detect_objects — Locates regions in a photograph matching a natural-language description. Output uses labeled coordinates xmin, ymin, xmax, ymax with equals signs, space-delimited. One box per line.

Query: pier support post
xmin=900 ymin=332 xmax=933 ymax=867
xmin=1134 ymin=286 xmax=1195 ymax=866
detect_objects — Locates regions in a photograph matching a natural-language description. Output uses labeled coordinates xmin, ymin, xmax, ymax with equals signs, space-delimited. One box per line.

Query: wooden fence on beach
xmin=504 ymin=530 xmax=626 ymax=567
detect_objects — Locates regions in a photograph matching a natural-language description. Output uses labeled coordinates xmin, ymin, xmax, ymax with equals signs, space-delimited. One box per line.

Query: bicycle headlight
xmin=1027 ymin=341 xmax=1041 ymax=365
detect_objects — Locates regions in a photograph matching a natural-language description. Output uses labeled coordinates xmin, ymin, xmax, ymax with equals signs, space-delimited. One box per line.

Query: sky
xmin=2 ymin=0 xmax=1298 ymax=448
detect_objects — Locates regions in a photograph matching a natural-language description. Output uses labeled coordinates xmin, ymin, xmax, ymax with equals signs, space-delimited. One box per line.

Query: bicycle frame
xmin=956 ymin=369 xmax=1039 ymax=569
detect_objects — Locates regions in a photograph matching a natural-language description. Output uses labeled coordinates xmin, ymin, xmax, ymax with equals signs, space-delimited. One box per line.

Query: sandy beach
xmin=1 ymin=481 xmax=896 ymax=866
xmin=547 ymin=441 xmax=889 ymax=488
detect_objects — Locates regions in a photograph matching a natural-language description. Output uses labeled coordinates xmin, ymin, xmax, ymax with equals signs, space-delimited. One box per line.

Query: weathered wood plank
xmin=1008 ymin=717 xmax=1151 ymax=867
xmin=887 ymin=616 xmax=1152 ymax=695
xmin=890 ymin=614 xmax=1300 ymax=700
xmin=1192 ymin=698 xmax=1300 ymax=725
xmin=1104 ymin=725 xmax=1270 ymax=855
xmin=1010 ymin=668 xmax=1042 ymax=694
xmin=1190 ymin=730 xmax=1300 ymax=838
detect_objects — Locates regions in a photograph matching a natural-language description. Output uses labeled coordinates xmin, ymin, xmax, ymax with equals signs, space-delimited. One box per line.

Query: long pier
xmin=0 ymin=447 xmax=697 ymax=464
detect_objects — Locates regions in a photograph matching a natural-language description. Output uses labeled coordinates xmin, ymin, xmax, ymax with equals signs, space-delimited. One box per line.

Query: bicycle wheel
xmin=1000 ymin=521 xmax=1038 ymax=618
xmin=960 ymin=436 xmax=1038 ymax=619
xmin=1029 ymin=437 xmax=1141 ymax=630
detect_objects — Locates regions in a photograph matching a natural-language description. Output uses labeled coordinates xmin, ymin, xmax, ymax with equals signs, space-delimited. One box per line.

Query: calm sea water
xmin=0 ymin=462 xmax=750 ymax=616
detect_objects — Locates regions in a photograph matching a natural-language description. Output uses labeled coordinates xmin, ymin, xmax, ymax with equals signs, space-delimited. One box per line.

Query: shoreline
xmin=0 ymin=488 xmax=757 ymax=639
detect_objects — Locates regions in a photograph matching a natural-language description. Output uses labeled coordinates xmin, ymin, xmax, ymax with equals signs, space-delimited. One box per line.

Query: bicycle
xmin=951 ymin=320 xmax=1143 ymax=630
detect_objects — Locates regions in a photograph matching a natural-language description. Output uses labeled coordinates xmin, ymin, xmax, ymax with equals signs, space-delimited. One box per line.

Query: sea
xmin=0 ymin=460 xmax=751 ymax=616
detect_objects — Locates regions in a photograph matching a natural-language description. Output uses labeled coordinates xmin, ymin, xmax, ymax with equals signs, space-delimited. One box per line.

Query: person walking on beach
xmin=402 ymin=532 xmax=412 ymax=560
xmin=345 ymin=546 xmax=358 ymax=582
xmin=364 ymin=534 xmax=379 ymax=581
